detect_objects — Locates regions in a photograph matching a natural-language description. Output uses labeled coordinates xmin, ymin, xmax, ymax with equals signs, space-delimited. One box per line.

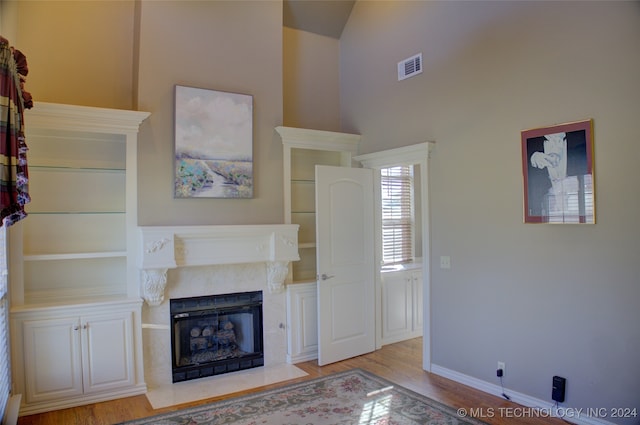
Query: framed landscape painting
xmin=174 ymin=85 xmax=253 ymax=198
xmin=521 ymin=119 xmax=594 ymax=224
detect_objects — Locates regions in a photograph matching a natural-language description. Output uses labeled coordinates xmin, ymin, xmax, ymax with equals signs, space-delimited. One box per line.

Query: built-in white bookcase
xmin=8 ymin=102 xmax=149 ymax=415
xmin=9 ymin=102 xmax=149 ymax=306
xmin=276 ymin=126 xmax=360 ymax=284
xmin=276 ymin=126 xmax=360 ymax=364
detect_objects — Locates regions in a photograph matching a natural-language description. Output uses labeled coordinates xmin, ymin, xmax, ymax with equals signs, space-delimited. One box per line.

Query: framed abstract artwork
xmin=521 ymin=119 xmax=594 ymax=224
xmin=174 ymin=85 xmax=253 ymax=198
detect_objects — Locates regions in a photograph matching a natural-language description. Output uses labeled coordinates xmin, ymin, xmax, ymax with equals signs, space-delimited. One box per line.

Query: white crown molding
xmin=26 ymin=102 xmax=150 ymax=134
xmin=276 ymin=126 xmax=360 ymax=153
xmin=354 ymin=141 xmax=435 ymax=168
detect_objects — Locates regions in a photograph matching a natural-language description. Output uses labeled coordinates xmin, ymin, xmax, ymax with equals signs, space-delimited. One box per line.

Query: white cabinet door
xmin=286 ymin=282 xmax=318 ymax=363
xmin=381 ymin=269 xmax=423 ymax=345
xmin=23 ymin=317 xmax=83 ymax=404
xmin=12 ymin=301 xmax=144 ymax=415
xmin=82 ymin=311 xmax=135 ymax=394
xmin=20 ymin=309 xmax=136 ymax=406
xmin=381 ymin=272 xmax=412 ymax=343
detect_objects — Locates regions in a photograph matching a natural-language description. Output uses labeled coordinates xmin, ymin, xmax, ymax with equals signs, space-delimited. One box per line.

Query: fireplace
xmin=138 ymin=225 xmax=301 ymax=397
xmin=170 ymin=291 xmax=264 ymax=383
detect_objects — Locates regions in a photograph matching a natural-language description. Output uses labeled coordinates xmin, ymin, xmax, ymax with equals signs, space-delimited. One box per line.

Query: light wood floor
xmin=17 ymin=338 xmax=564 ymax=425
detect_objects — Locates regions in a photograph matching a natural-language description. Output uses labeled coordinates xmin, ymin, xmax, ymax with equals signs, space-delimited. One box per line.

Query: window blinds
xmin=381 ymin=165 xmax=414 ymax=265
xmin=0 ymin=225 xmax=9 ymax=420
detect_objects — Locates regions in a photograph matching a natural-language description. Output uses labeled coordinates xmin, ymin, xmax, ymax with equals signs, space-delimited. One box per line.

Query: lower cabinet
xmin=381 ymin=268 xmax=423 ymax=345
xmin=286 ymin=269 xmax=423 ymax=361
xmin=286 ymin=282 xmax=318 ymax=363
xmin=11 ymin=300 xmax=146 ymax=415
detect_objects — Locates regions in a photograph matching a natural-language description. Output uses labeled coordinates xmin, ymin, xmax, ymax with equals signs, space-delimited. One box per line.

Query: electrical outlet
xmin=497 ymin=361 xmax=506 ymax=375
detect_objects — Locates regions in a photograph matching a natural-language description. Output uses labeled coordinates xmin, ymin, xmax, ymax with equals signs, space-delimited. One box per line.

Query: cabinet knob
xmin=83 ymin=324 xmax=88 ymax=329
xmin=73 ymin=326 xmax=80 ymax=331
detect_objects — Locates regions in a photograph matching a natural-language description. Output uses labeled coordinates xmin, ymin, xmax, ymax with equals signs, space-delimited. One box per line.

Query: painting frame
xmin=521 ymin=119 xmax=594 ymax=224
xmin=174 ymin=85 xmax=253 ymax=198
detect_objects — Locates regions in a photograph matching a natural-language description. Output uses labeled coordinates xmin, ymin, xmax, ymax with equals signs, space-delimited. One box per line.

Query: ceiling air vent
xmin=397 ymin=53 xmax=423 ymax=81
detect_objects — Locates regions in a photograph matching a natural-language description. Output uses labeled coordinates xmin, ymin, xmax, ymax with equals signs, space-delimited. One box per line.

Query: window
xmin=381 ymin=165 xmax=414 ymax=265
xmin=0 ymin=224 xmax=9 ymax=420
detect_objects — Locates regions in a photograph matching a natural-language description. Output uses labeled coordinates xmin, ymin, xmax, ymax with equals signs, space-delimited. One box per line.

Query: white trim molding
xmin=275 ymin=126 xmax=360 ymax=153
xmin=138 ymin=225 xmax=299 ymax=305
xmin=354 ymin=142 xmax=435 ymax=372
xmin=26 ymin=101 xmax=150 ymax=134
xmin=354 ymin=141 xmax=435 ymax=168
xmin=431 ymin=365 xmax=617 ymax=425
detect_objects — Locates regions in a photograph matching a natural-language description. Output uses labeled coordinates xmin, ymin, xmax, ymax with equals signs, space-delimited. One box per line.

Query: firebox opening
xmin=170 ymin=291 xmax=264 ymax=383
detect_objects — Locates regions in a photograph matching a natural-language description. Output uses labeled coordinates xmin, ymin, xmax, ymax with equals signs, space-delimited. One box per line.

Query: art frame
xmin=174 ymin=85 xmax=253 ymax=198
xmin=521 ymin=119 xmax=595 ymax=224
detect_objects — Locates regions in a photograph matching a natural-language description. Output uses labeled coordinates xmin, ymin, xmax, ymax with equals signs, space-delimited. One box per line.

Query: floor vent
xmin=398 ymin=53 xmax=423 ymax=81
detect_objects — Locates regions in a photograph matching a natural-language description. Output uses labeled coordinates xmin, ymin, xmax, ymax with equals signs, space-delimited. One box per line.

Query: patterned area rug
xmin=118 ymin=369 xmax=488 ymax=425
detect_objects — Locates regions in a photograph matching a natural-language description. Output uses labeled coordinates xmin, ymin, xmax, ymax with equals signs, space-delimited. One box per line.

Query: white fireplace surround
xmin=137 ymin=224 xmax=306 ymax=406
xmin=138 ymin=224 xmax=300 ymax=306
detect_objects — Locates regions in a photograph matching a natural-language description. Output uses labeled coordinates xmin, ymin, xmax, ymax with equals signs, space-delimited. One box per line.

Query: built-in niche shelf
xmin=276 ymin=126 xmax=360 ymax=284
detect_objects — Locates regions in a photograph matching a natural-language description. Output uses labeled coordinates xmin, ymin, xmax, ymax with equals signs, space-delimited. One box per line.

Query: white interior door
xmin=316 ymin=165 xmax=375 ymax=365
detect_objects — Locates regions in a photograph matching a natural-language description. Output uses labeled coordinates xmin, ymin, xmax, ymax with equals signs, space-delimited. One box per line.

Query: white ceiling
xmin=283 ymin=0 xmax=356 ymax=39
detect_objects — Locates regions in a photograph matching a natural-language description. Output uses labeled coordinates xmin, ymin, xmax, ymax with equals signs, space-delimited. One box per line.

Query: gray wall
xmin=9 ymin=1 xmax=287 ymax=226
xmin=340 ymin=1 xmax=640 ymax=422
xmin=7 ymin=0 xmax=136 ymax=110
xmin=136 ymin=1 xmax=284 ymax=225
xmin=283 ymin=26 xmax=341 ymax=131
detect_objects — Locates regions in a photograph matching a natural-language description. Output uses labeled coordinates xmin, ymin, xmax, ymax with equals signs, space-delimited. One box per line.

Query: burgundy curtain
xmin=0 ymin=36 xmax=31 ymax=226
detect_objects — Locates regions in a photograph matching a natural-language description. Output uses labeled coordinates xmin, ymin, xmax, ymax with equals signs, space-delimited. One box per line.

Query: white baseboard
xmin=430 ymin=364 xmax=616 ymax=425
xmin=286 ymin=351 xmax=317 ymax=364
xmin=2 ymin=394 xmax=21 ymax=425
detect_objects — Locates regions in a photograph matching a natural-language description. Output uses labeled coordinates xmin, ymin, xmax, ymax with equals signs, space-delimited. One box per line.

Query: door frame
xmin=354 ymin=142 xmax=434 ymax=372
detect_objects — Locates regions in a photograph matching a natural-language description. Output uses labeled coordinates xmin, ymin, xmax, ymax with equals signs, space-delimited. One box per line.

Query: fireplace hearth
xmin=170 ymin=291 xmax=264 ymax=383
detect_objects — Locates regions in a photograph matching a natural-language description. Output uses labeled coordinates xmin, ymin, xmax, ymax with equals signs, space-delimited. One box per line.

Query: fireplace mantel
xmin=138 ymin=225 xmax=299 ymax=305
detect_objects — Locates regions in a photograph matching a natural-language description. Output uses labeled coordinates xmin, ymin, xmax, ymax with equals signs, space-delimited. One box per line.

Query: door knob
xmin=320 ymin=273 xmax=335 ymax=281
